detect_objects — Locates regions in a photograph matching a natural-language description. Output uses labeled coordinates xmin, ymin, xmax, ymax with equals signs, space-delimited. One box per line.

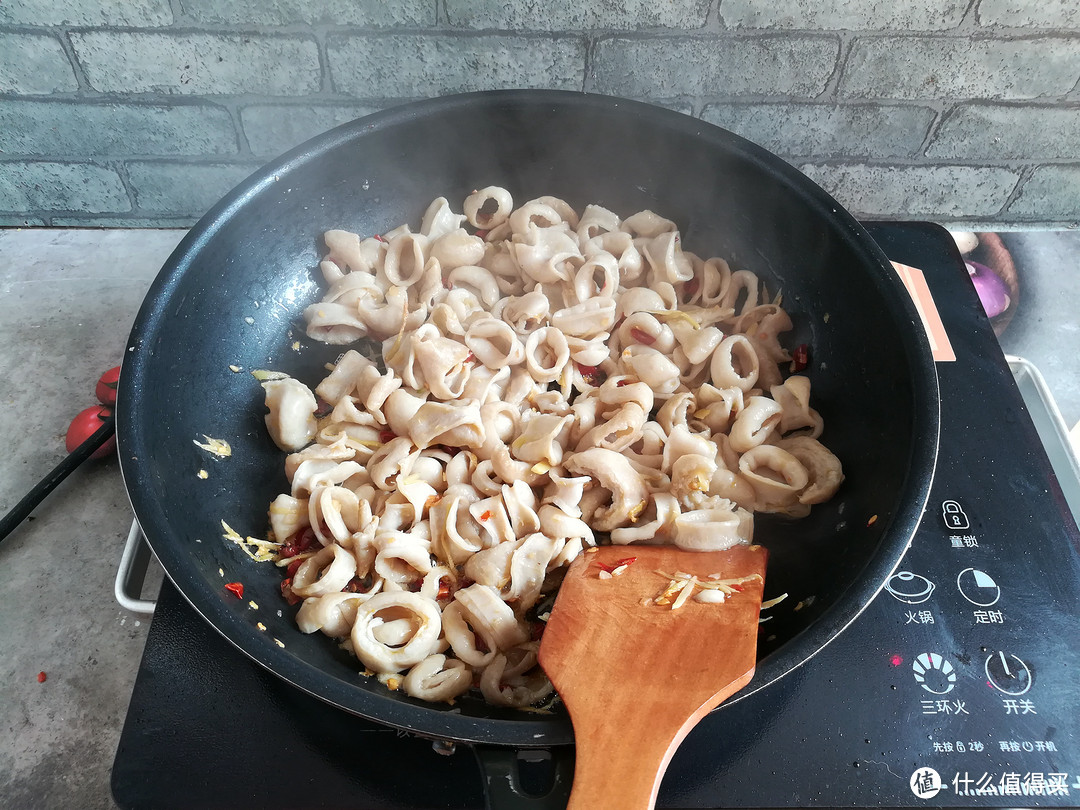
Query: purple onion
xmin=966 ymin=260 xmax=1011 ymax=319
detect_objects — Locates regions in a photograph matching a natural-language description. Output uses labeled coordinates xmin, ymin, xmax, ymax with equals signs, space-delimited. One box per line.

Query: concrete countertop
xmin=0 ymin=226 xmax=1077 ymax=810
xmin=1 ymin=229 xmax=182 ymax=810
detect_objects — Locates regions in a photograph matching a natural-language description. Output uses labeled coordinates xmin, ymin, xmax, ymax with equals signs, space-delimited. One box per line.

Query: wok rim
xmin=117 ymin=89 xmax=940 ymax=748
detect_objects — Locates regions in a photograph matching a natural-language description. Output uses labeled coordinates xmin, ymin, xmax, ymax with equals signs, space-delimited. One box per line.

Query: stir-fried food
xmin=260 ymin=188 xmax=843 ymax=706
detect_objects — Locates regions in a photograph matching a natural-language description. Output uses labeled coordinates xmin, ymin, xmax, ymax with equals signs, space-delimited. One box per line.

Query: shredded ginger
xmin=221 ymin=520 xmax=280 ymax=562
xmin=653 ymin=570 xmax=764 ymax=609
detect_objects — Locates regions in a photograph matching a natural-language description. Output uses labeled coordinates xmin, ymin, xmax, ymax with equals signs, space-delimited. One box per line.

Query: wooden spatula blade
xmin=538 ymin=543 xmax=768 ymax=810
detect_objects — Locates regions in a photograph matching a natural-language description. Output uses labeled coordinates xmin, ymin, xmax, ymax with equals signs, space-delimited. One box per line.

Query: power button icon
xmin=942 ymin=500 xmax=969 ymax=530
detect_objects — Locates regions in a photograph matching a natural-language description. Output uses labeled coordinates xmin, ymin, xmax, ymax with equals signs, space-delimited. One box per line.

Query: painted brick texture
xmin=126 ymin=162 xmax=262 ymax=214
xmin=800 ymin=163 xmax=1022 ymax=219
xmin=701 ymin=103 xmax=935 ymax=158
xmin=70 ymin=32 xmax=322 ymax=95
xmin=1008 ymin=167 xmax=1080 ymax=218
xmin=841 ymin=36 xmax=1080 ymax=100
xmin=0 ymin=0 xmax=172 ymax=26
xmin=591 ymin=36 xmax=840 ymax=97
xmin=326 ymin=34 xmax=586 ymax=96
xmin=0 ymin=2 xmax=1078 ymax=226
xmin=976 ymin=0 xmax=1080 ymax=28
xmin=180 ymin=0 xmax=432 ymax=27
xmin=0 ymin=162 xmax=128 ymax=213
xmin=0 ymin=101 xmax=238 ymax=156
xmin=240 ymin=103 xmax=383 ymax=158
xmin=720 ymin=0 xmax=969 ymax=31
xmin=0 ymin=33 xmax=78 ymax=94
xmin=928 ymin=105 xmax=1080 ymax=160
xmin=445 ymin=0 xmax=712 ymax=30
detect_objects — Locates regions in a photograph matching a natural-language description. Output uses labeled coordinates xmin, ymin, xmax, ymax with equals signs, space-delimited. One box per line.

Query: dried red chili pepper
xmin=297 ymin=527 xmax=317 ymax=552
xmin=286 ymin=558 xmax=304 ymax=577
xmin=597 ymin=556 xmax=638 ymax=574
xmin=281 ymin=526 xmax=317 ymax=558
xmin=224 ymin=582 xmax=244 ymax=599
xmin=437 ymin=580 xmax=452 ymax=600
xmin=475 ymin=229 xmax=488 ymax=239
xmin=791 ymin=343 xmax=810 ymax=372
xmin=37 ymin=671 xmax=47 ymax=684
xmin=629 ymin=327 xmax=656 ymax=345
xmin=379 ymin=429 xmax=397 ymax=444
xmin=373 ymin=233 xmax=386 ymax=243
xmin=576 ymin=363 xmax=605 ymax=387
xmin=280 ymin=578 xmax=302 ymax=605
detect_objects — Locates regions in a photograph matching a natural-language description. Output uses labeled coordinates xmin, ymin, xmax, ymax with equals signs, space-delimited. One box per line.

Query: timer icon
xmin=984 ymin=651 xmax=1032 ymax=696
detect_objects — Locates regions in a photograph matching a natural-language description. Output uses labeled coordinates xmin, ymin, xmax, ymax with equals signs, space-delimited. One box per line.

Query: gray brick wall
xmin=326 ymin=34 xmax=585 ymax=96
xmin=590 ymin=36 xmax=841 ymax=97
xmin=0 ymin=0 xmax=1078 ymax=228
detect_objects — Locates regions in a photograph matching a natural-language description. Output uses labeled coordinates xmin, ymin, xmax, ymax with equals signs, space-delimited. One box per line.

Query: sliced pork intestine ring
xmin=259 ymin=189 xmax=844 ymax=707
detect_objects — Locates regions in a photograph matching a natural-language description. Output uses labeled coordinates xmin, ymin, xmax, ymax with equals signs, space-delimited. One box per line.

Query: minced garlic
xmin=193 ymin=435 xmax=231 ymax=457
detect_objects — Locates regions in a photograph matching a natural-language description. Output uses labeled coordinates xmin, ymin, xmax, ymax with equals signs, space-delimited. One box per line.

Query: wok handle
xmin=0 ymin=416 xmax=116 ymax=547
xmin=473 ymin=745 xmax=574 ymax=810
xmin=114 ymin=519 xmax=157 ymax=614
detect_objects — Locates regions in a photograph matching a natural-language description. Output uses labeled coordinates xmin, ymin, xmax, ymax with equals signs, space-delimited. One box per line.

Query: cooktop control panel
xmin=678 ymin=476 xmax=1080 ymax=808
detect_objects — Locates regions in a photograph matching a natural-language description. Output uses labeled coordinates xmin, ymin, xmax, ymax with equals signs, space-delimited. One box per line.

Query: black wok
xmin=117 ymin=91 xmax=938 ymax=764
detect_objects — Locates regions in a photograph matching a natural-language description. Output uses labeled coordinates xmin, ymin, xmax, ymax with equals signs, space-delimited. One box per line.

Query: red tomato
xmin=66 ymin=406 xmax=116 ymax=459
xmin=95 ymin=366 xmax=121 ymax=405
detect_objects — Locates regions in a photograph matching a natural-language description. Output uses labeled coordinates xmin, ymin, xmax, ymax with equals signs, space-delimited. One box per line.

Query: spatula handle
xmin=565 ymin=709 xmax=688 ymax=810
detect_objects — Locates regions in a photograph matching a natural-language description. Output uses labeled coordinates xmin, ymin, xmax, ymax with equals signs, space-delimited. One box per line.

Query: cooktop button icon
xmin=885 ymin=571 xmax=936 ymax=604
xmin=913 ymin=652 xmax=956 ymax=694
xmin=984 ymin=651 xmax=1032 ymax=696
xmin=957 ymin=568 xmax=1001 ymax=606
xmin=942 ymin=500 xmax=969 ymax=530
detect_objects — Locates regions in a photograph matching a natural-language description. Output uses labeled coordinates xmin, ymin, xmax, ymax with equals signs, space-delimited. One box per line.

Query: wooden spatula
xmin=538 ymin=543 xmax=768 ymax=810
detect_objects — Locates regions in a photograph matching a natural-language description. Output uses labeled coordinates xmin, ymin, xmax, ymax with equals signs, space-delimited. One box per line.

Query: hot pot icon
xmin=884 ymin=571 xmax=936 ymax=604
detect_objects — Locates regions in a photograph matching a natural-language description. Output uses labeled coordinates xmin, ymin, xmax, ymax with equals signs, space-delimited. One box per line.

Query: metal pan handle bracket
xmin=114 ymin=519 xmax=157 ymax=615
xmin=473 ymin=745 xmax=574 ymax=810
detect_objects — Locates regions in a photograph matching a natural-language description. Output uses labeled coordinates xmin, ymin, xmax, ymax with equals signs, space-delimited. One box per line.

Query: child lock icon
xmin=941 ymin=500 xmax=969 ymax=530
